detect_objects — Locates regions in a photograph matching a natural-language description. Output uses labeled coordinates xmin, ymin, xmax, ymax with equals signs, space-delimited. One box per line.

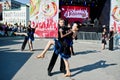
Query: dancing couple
xmin=36 ymin=18 xmax=80 ymax=77
xmin=14 ymin=21 xmax=37 ymax=51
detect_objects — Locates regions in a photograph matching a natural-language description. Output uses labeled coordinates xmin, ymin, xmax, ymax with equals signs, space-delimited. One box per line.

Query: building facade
xmin=0 ymin=0 xmax=29 ymax=26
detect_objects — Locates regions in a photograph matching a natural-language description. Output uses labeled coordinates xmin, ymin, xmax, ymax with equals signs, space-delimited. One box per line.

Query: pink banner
xmin=60 ymin=6 xmax=90 ymax=23
xmin=30 ymin=0 xmax=59 ymax=38
xmin=110 ymin=0 xmax=120 ymax=33
xmin=0 ymin=4 xmax=2 ymax=20
xmin=0 ymin=4 xmax=2 ymax=12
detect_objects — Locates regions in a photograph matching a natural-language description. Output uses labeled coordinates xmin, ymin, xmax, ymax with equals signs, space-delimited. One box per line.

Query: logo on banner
xmin=60 ymin=6 xmax=90 ymax=23
xmin=64 ymin=9 xmax=89 ymax=18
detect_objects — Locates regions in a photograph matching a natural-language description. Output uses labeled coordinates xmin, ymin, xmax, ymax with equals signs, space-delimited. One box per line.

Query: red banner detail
xmin=32 ymin=18 xmax=58 ymax=38
xmin=60 ymin=6 xmax=90 ymax=23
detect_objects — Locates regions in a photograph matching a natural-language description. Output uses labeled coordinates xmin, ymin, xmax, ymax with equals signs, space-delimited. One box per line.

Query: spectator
xmin=101 ymin=25 xmax=108 ymax=50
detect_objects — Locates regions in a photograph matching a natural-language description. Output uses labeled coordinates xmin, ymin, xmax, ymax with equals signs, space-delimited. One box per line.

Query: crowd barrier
xmin=77 ymin=32 xmax=102 ymax=40
xmin=0 ymin=31 xmax=102 ymax=40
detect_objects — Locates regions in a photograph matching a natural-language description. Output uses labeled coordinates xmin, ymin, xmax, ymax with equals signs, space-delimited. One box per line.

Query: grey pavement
xmin=0 ymin=36 xmax=120 ymax=80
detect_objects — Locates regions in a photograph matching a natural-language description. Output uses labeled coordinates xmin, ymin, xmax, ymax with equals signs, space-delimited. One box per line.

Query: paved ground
xmin=0 ymin=36 xmax=120 ymax=80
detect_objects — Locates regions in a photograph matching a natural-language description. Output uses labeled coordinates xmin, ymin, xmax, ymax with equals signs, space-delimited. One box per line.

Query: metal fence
xmin=77 ymin=32 xmax=102 ymax=40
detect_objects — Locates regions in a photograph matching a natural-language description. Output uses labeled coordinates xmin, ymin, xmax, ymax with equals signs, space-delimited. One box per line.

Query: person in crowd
xmin=93 ymin=18 xmax=99 ymax=27
xmin=109 ymin=27 xmax=114 ymax=50
xmin=101 ymin=25 xmax=108 ymax=50
xmin=87 ymin=18 xmax=92 ymax=25
xmin=0 ymin=23 xmax=4 ymax=36
xmin=2 ymin=22 xmax=8 ymax=36
xmin=82 ymin=17 xmax=92 ymax=27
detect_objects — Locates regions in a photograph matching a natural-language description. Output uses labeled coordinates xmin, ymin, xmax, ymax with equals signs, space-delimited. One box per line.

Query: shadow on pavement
xmin=70 ymin=60 xmax=117 ymax=77
xmin=33 ymin=48 xmax=53 ymax=51
xmin=0 ymin=48 xmax=19 ymax=52
xmin=75 ymin=50 xmax=101 ymax=55
xmin=0 ymin=36 xmax=24 ymax=47
xmin=49 ymin=60 xmax=117 ymax=77
xmin=0 ymin=51 xmax=33 ymax=80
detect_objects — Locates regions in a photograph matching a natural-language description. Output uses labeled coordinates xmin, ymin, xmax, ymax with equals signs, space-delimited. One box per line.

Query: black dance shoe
xmin=48 ymin=72 xmax=53 ymax=76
